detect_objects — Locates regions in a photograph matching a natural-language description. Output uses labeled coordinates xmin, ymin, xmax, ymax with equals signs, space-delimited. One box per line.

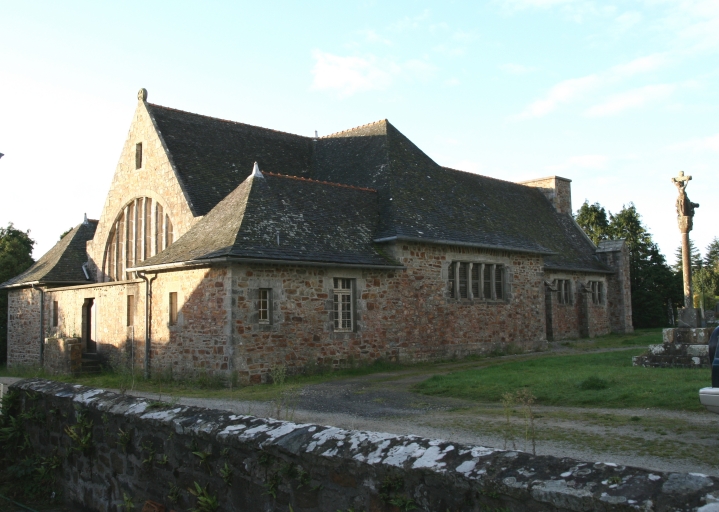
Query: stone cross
xmin=671 ymin=171 xmax=700 ymax=310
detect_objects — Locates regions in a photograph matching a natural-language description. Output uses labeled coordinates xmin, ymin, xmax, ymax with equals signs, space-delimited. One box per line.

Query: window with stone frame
xmin=52 ymin=301 xmax=59 ymax=327
xmin=333 ymin=278 xmax=354 ymax=332
xmin=103 ymin=198 xmax=174 ymax=282
xmin=127 ymin=295 xmax=135 ymax=327
xmin=556 ymin=279 xmax=572 ymax=304
xmin=169 ymin=292 xmax=178 ymax=326
xmin=135 ymin=142 xmax=143 ymax=169
xmin=258 ymin=288 xmax=272 ymax=324
xmin=589 ymin=281 xmax=604 ymax=305
xmin=448 ymin=262 xmax=506 ymax=300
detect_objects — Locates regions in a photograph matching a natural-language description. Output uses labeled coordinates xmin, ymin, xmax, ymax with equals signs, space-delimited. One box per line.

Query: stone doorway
xmin=82 ymin=298 xmax=96 ymax=353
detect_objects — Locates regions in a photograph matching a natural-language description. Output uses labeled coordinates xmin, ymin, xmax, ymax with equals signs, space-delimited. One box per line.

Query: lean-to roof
xmin=0 ymin=221 xmax=97 ymax=289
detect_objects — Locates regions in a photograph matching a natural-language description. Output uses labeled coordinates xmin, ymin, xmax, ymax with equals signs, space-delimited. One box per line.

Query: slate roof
xmin=131 ymin=170 xmax=400 ymax=269
xmin=0 ymin=221 xmax=97 ymax=289
xmin=312 ymin=120 xmax=610 ymax=273
xmin=147 ymin=103 xmax=313 ymax=216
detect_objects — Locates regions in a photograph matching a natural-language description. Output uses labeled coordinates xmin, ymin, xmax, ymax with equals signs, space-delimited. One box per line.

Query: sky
xmin=1 ymin=0 xmax=717 ymax=263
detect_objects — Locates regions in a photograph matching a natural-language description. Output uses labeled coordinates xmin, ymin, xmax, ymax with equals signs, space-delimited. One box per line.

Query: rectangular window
xmin=495 ymin=265 xmax=505 ymax=300
xmin=169 ymin=292 xmax=178 ymax=326
xmin=589 ymin=281 xmax=603 ymax=305
xmin=557 ymin=279 xmax=572 ymax=304
xmin=135 ymin=199 xmax=143 ymax=265
xmin=156 ymin=203 xmax=164 ymax=253
xmin=471 ymin=264 xmax=480 ymax=298
xmin=458 ymin=262 xmax=468 ymax=299
xmin=127 ymin=295 xmax=135 ymax=327
xmin=449 ymin=261 xmax=506 ymax=301
xmin=144 ymin=198 xmax=152 ymax=259
xmin=135 ymin=142 xmax=142 ymax=169
xmin=333 ymin=278 xmax=353 ymax=332
xmin=483 ymin=264 xmax=492 ymax=299
xmin=52 ymin=301 xmax=59 ymax=327
xmin=126 ymin=202 xmax=135 ymax=270
xmin=258 ymin=288 xmax=271 ymax=324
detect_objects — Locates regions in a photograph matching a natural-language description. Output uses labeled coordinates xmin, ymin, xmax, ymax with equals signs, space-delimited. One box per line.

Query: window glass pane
xmin=448 ymin=262 xmax=455 ymax=298
xmin=169 ymin=292 xmax=178 ymax=325
xmin=483 ymin=265 xmax=491 ymax=299
xmin=258 ymin=289 xmax=269 ymax=322
xmin=127 ymin=202 xmax=134 ymax=270
xmin=471 ymin=264 xmax=479 ymax=298
xmin=458 ymin=262 xmax=468 ymax=299
xmin=495 ymin=266 xmax=503 ymax=299
xmin=144 ymin=198 xmax=152 ymax=259
xmin=333 ymin=279 xmax=353 ymax=331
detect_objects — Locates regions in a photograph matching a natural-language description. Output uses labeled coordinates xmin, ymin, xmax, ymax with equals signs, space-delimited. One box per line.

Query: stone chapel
xmin=1 ymin=89 xmax=632 ymax=382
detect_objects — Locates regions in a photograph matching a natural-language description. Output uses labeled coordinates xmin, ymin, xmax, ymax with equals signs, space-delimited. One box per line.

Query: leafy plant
xmin=193 ymin=450 xmax=212 ymax=474
xmin=142 ymin=441 xmax=156 ymax=467
xmin=123 ymin=492 xmax=134 ymax=511
xmin=64 ymin=409 xmax=94 ymax=456
xmin=379 ymin=476 xmax=416 ymax=511
xmin=220 ymin=462 xmax=233 ymax=487
xmin=264 ymin=472 xmax=281 ymax=499
xmin=167 ymin=483 xmax=181 ymax=504
xmin=188 ymin=482 xmax=219 ymax=512
xmin=157 ymin=454 xmax=169 ymax=466
xmin=117 ymin=428 xmax=132 ymax=453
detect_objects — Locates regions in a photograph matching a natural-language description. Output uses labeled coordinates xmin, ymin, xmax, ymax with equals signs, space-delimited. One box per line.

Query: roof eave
xmin=373 ymin=235 xmax=557 ymax=256
xmin=0 ymin=280 xmax=92 ymax=290
xmin=129 ymin=255 xmax=405 ymax=273
xmin=543 ymin=265 xmax=615 ymax=275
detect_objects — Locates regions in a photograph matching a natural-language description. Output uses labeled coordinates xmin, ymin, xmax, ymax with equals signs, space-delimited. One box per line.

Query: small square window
xmin=258 ymin=289 xmax=272 ymax=324
xmin=333 ymin=278 xmax=354 ymax=332
xmin=169 ymin=292 xmax=178 ymax=326
xmin=135 ymin=142 xmax=143 ymax=169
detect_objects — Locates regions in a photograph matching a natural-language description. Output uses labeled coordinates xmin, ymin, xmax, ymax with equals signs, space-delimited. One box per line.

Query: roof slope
xmin=139 ymin=103 xmax=608 ymax=273
xmin=0 ymin=221 xmax=97 ymax=289
xmin=313 ymin=121 xmax=609 ymax=272
xmin=147 ymin=104 xmax=313 ymax=216
xmin=133 ymin=171 xmax=399 ymax=269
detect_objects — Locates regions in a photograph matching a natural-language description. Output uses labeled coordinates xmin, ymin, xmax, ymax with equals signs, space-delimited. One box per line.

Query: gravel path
xmin=124 ymin=346 xmax=719 ymax=478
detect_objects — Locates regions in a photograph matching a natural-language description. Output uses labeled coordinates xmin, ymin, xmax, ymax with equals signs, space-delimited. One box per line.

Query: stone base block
xmin=663 ymin=327 xmax=714 ymax=344
xmin=633 ymin=331 xmax=712 ymax=368
xmin=678 ymin=307 xmax=702 ymax=328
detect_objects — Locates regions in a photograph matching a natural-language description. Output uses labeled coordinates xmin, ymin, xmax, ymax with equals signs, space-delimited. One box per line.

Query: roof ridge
xmin=146 ymin=103 xmax=311 ymax=140
xmin=262 ymin=171 xmax=377 ymax=193
xmin=440 ymin=166 xmax=532 ymax=187
xmin=321 ymin=119 xmax=388 ymax=139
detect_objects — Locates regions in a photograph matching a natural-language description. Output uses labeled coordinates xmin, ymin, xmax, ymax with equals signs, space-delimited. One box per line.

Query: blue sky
xmin=1 ymin=0 xmax=717 ymax=261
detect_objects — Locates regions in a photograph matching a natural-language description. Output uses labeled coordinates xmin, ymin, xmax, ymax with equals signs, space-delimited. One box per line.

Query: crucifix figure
xmin=671 ymin=170 xmax=700 ymax=312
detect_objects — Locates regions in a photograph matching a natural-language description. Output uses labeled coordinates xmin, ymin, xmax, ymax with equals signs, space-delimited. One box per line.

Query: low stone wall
xmin=43 ymin=337 xmax=82 ymax=375
xmin=7 ymin=378 xmax=719 ymax=511
xmin=633 ymin=328 xmax=715 ymax=368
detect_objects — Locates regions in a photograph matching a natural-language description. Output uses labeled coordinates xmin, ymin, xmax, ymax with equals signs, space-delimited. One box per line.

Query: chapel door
xmin=82 ymin=298 xmax=96 ymax=353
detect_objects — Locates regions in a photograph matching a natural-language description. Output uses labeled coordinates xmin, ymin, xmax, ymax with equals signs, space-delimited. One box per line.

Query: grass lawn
xmin=415 ymin=347 xmax=711 ymax=412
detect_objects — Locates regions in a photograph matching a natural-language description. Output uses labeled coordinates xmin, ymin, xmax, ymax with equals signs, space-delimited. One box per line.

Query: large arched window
xmin=104 ymin=197 xmax=174 ymax=281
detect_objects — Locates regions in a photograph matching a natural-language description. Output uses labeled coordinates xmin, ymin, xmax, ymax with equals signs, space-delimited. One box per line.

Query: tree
xmin=673 ymin=240 xmax=702 ymax=274
xmin=575 ymin=201 xmax=610 ymax=245
xmin=0 ymin=223 xmax=35 ymax=365
xmin=576 ymin=202 xmax=682 ymax=328
xmin=705 ymin=237 xmax=719 ymax=272
xmin=59 ymin=227 xmax=73 ymax=240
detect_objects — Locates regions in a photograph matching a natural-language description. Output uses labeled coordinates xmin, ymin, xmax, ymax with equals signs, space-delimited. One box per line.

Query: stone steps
xmin=81 ymin=353 xmax=102 ymax=374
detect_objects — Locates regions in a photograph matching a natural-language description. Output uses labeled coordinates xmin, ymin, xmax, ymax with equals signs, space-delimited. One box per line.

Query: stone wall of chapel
xmin=149 ymin=267 xmax=232 ymax=377
xmin=7 ymin=288 xmax=42 ymax=367
xmin=86 ymin=100 xmax=198 ymax=282
xmin=544 ymin=272 xmax=611 ymax=341
xmin=230 ymin=242 xmax=547 ymax=383
xmin=43 ymin=282 xmax=145 ymax=368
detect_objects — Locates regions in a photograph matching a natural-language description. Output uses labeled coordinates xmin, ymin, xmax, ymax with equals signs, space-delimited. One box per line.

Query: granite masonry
xmin=6 ymin=378 xmax=719 ymax=512
xmin=1 ymin=89 xmax=633 ymax=381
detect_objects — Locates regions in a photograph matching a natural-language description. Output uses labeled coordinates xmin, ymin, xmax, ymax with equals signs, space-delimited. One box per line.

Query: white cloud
xmin=359 ymin=29 xmax=392 ymax=45
xmin=610 ymin=53 xmax=668 ymax=77
xmin=310 ymin=51 xmax=435 ymax=97
xmin=444 ymin=78 xmax=461 ymax=86
xmin=614 ymin=11 xmax=642 ymax=31
xmin=514 ymin=74 xmax=599 ymax=119
xmin=585 ymin=84 xmax=677 ymax=117
xmin=547 ymin=154 xmax=609 ymax=171
xmin=499 ymin=0 xmax=577 ymax=9
xmin=500 ymin=63 xmax=536 ymax=75
xmin=670 ymin=133 xmax=719 ymax=152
